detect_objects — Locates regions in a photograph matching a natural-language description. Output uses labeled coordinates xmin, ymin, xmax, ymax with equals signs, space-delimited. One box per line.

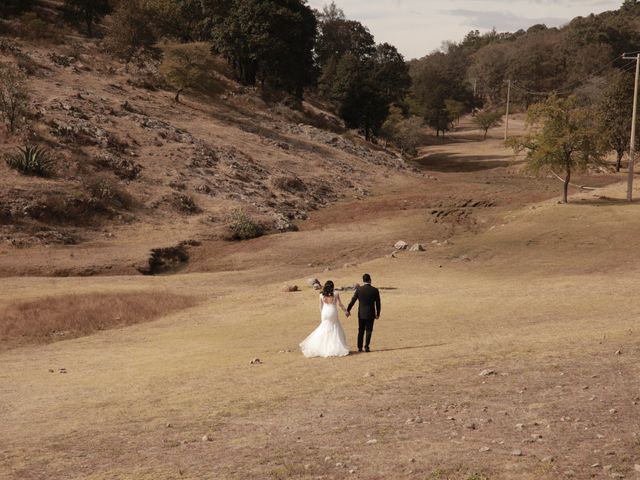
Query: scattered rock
xmin=609 ymin=408 xmax=617 ymax=415
xmin=394 ymin=240 xmax=409 ymax=250
xmin=634 ymin=464 xmax=640 ymax=472
xmin=59 ymin=368 xmax=67 ymax=374
xmin=366 ymin=439 xmax=378 ymax=445
xmin=307 ymin=278 xmax=321 ymax=289
xmin=282 ymin=285 xmax=300 ymax=292
xmin=363 ymin=372 xmax=374 ymax=378
xmin=611 ymin=473 xmax=625 ymax=479
xmin=409 ymin=243 xmax=425 ymax=252
xmin=464 ymin=422 xmax=477 ymax=430
xmin=48 ymin=369 xmax=54 ymax=373
xmin=250 ymin=358 xmax=262 ymax=365
xmin=166 ymin=423 xmax=172 ymax=428
xmin=479 ymin=447 xmax=491 ymax=453
xmin=542 ymin=456 xmax=554 ymax=463
xmin=201 ymin=435 xmax=211 ymax=442
xmin=515 ymin=423 xmax=524 ymax=430
xmin=511 ymin=449 xmax=523 ymax=456
xmin=615 ymin=349 xmax=622 ymax=355
xmin=479 ymin=369 xmax=496 ymax=377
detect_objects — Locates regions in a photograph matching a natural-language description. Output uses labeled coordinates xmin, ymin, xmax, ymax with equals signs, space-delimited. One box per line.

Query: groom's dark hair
xmin=362 ymin=273 xmax=371 ymax=283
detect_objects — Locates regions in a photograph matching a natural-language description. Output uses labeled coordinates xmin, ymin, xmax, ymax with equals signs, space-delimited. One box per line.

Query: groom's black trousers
xmin=357 ymin=317 xmax=375 ymax=350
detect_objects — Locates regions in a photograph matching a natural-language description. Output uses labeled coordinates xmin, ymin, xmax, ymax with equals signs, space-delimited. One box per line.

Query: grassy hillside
xmin=0 ymin=24 xmax=414 ymax=276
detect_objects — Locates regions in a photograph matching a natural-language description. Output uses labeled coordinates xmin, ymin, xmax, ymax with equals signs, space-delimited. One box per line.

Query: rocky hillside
xmin=0 ymin=29 xmax=416 ymax=276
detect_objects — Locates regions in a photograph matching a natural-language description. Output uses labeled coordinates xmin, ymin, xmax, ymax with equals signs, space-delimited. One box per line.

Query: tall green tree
xmin=411 ymin=47 xmax=474 ymax=136
xmin=330 ymin=53 xmax=388 ymax=139
xmin=315 ymin=4 xmax=375 ymax=68
xmin=145 ymin=0 xmax=211 ymax=41
xmin=509 ymin=95 xmax=607 ymax=203
xmin=372 ymin=43 xmax=411 ymax=104
xmin=598 ymin=70 xmax=634 ymax=171
xmin=211 ymin=0 xmax=316 ymax=97
xmin=0 ymin=0 xmax=34 ymax=17
xmin=64 ymin=0 xmax=111 ymax=37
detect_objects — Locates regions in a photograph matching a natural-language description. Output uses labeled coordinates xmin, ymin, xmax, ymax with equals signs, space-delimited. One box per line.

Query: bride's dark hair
xmin=322 ymin=280 xmax=335 ymax=297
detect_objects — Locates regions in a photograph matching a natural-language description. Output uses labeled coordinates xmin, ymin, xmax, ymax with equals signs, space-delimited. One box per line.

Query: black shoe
xmin=365 ymin=347 xmax=370 ymax=352
xmin=358 ymin=348 xmax=363 ymax=352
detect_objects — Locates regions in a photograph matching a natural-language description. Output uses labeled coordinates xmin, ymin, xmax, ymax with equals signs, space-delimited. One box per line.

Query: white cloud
xmin=307 ymin=0 xmax=623 ymax=59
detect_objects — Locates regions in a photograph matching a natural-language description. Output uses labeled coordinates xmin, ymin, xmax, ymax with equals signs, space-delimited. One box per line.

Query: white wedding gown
xmin=300 ymin=294 xmax=350 ymax=358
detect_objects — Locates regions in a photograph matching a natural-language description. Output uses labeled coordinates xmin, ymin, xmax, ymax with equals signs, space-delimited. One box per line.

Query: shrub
xmin=85 ymin=174 xmax=134 ymax=210
xmin=159 ymin=42 xmax=224 ymax=102
xmin=0 ymin=63 xmax=29 ymax=133
xmin=272 ymin=175 xmax=306 ymax=192
xmin=105 ymin=0 xmax=156 ymax=69
xmin=225 ymin=208 xmax=263 ymax=241
xmin=5 ymin=145 xmax=54 ymax=176
xmin=472 ymin=110 xmax=503 ymax=140
xmin=15 ymin=12 xmax=61 ymax=42
xmin=170 ymin=193 xmax=200 ymax=214
xmin=381 ymin=107 xmax=424 ymax=156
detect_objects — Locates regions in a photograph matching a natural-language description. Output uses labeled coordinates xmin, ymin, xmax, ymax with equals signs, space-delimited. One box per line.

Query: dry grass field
xmin=2 ymin=119 xmax=640 ymax=480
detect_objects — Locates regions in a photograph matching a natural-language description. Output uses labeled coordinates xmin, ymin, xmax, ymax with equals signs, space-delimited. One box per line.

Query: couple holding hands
xmin=300 ymin=274 xmax=381 ymax=358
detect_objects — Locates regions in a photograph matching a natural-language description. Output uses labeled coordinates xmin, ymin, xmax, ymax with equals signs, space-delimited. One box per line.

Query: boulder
xmin=409 ymin=243 xmax=425 ymax=252
xmin=394 ymin=241 xmax=409 ymax=250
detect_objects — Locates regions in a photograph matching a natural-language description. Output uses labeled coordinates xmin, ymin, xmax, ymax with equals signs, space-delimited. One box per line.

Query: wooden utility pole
xmin=504 ymin=79 xmax=511 ymax=141
xmin=623 ymin=53 xmax=640 ymax=201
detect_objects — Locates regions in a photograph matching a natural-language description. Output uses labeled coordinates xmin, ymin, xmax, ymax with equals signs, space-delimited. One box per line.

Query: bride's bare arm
xmin=319 ymin=294 xmax=324 ymax=312
xmin=336 ymin=293 xmax=347 ymax=314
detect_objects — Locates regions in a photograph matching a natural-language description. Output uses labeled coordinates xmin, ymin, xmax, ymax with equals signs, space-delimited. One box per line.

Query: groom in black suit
xmin=347 ymin=273 xmax=381 ymax=352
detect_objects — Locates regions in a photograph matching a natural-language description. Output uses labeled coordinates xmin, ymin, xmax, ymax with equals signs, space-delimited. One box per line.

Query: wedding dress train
xmin=300 ymin=294 xmax=350 ymax=358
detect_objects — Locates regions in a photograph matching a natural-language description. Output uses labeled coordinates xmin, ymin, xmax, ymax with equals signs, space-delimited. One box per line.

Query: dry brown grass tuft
xmin=0 ymin=292 xmax=197 ymax=350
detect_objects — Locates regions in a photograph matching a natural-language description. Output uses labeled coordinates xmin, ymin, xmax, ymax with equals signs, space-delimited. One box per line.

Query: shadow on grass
xmin=414 ymin=152 xmax=521 ymax=173
xmin=350 ymin=343 xmax=447 ymax=354
xmin=574 ymin=196 xmax=640 ymax=206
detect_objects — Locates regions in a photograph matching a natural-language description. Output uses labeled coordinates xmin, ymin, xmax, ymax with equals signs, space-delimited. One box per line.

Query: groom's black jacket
xmin=347 ymin=283 xmax=381 ymax=320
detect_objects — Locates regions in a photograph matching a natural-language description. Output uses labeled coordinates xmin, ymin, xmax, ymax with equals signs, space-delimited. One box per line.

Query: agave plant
xmin=5 ymin=145 xmax=54 ymax=176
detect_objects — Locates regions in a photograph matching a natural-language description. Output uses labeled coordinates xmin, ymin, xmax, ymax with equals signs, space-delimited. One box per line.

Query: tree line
xmin=0 ymin=0 xmax=412 ymax=143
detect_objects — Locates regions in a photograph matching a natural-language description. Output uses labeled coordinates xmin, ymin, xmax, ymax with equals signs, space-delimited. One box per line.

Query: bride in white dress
xmin=300 ymin=280 xmax=350 ymax=358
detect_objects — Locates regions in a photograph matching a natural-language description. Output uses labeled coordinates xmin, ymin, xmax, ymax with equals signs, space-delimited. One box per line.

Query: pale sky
xmin=307 ymin=0 xmax=624 ymax=60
